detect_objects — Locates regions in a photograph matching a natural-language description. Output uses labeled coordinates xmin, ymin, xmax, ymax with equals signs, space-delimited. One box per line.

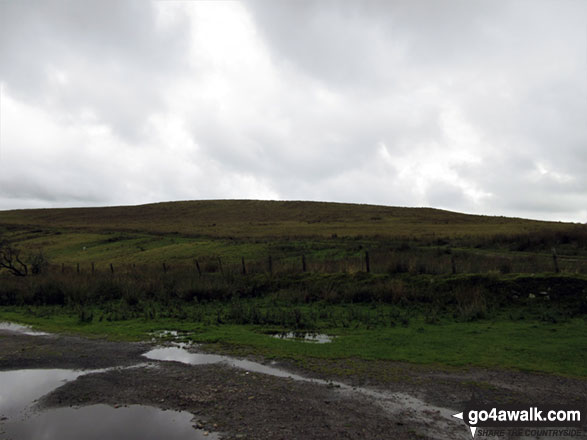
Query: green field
xmin=1 ymin=200 xmax=586 ymax=377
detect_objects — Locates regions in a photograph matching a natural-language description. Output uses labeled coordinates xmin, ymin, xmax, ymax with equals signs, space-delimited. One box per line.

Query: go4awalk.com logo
xmin=452 ymin=403 xmax=586 ymax=438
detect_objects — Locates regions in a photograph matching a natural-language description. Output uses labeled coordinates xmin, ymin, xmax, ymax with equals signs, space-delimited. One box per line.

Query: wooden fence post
xmin=91 ymin=262 xmax=95 ymax=275
xmin=110 ymin=263 xmax=114 ymax=274
xmin=241 ymin=257 xmax=247 ymax=275
xmin=76 ymin=263 xmax=80 ymax=274
xmin=217 ymin=257 xmax=223 ymax=274
xmin=195 ymin=260 xmax=202 ymax=277
xmin=365 ymin=251 xmax=370 ymax=273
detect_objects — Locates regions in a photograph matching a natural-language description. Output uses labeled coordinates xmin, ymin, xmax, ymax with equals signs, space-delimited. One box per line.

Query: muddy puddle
xmin=144 ymin=346 xmax=310 ymax=379
xmin=143 ymin=346 xmax=468 ymax=439
xmin=150 ymin=330 xmax=192 ymax=341
xmin=0 ymin=367 xmax=218 ymax=440
xmin=150 ymin=329 xmax=335 ymax=344
xmin=271 ymin=332 xmax=334 ymax=343
xmin=0 ymin=369 xmax=86 ymax=418
xmin=2 ymin=404 xmax=217 ymax=440
xmin=0 ymin=322 xmax=49 ymax=336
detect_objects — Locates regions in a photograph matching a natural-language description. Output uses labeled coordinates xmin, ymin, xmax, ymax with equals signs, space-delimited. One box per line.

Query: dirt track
xmin=1 ymin=330 xmax=586 ymax=439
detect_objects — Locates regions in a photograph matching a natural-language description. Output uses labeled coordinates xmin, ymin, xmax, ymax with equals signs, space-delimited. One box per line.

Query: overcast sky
xmin=0 ymin=0 xmax=586 ymax=222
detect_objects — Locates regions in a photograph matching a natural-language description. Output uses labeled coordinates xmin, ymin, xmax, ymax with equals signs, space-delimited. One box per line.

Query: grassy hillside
xmin=0 ymin=199 xmax=568 ymax=239
xmin=0 ymin=200 xmax=586 ymax=271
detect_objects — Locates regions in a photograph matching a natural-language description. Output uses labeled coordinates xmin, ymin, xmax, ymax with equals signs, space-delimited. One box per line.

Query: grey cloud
xmin=424 ymin=180 xmax=468 ymax=210
xmin=0 ymin=0 xmax=190 ymax=141
xmin=243 ymin=0 xmax=504 ymax=88
xmin=191 ymin=84 xmax=445 ymax=188
xmin=0 ymin=173 xmax=106 ymax=205
xmin=453 ymin=148 xmax=587 ymax=220
xmin=243 ymin=1 xmax=387 ymax=87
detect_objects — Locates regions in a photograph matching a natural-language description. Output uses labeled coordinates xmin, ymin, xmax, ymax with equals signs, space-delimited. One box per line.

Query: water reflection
xmin=0 ymin=369 xmax=217 ymax=440
xmin=0 ymin=369 xmax=86 ymax=417
xmin=0 ymin=322 xmax=49 ymax=336
xmin=143 ymin=346 xmax=309 ymax=380
xmin=3 ymin=404 xmax=216 ymax=440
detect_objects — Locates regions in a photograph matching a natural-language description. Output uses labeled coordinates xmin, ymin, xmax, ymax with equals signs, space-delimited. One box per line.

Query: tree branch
xmin=0 ymin=243 xmax=29 ymax=276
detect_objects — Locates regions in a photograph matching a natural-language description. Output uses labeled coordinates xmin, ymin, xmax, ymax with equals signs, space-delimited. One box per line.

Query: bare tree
xmin=29 ymin=251 xmax=48 ymax=275
xmin=0 ymin=240 xmax=28 ymax=276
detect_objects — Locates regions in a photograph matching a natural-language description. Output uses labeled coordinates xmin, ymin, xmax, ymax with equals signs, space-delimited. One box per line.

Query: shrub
xmin=29 ymin=252 xmax=49 ymax=275
xmin=34 ymin=281 xmax=66 ymax=305
xmin=454 ymin=285 xmax=488 ymax=321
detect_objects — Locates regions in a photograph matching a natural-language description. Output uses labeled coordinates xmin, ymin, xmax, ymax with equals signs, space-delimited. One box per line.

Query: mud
xmin=1 ymin=328 xmax=586 ymax=439
xmin=0 ymin=329 xmax=148 ymax=370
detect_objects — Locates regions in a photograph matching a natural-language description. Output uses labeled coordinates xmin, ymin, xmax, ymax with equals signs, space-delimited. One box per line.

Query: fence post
xmin=302 ymin=255 xmax=307 ymax=272
xmin=241 ymin=257 xmax=246 ymax=275
xmin=451 ymin=255 xmax=457 ymax=274
xmin=217 ymin=257 xmax=223 ymax=274
xmin=76 ymin=263 xmax=80 ymax=274
xmin=195 ymin=260 xmax=202 ymax=277
xmin=365 ymin=251 xmax=370 ymax=273
xmin=552 ymin=248 xmax=560 ymax=273
xmin=162 ymin=262 xmax=167 ymax=273
xmin=110 ymin=263 xmax=114 ymax=274
xmin=91 ymin=262 xmax=95 ymax=275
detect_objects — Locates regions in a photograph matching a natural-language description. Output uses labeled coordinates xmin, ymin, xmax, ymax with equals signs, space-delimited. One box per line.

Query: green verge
xmin=1 ymin=307 xmax=585 ymax=378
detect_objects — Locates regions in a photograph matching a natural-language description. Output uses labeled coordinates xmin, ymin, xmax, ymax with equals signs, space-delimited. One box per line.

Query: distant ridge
xmin=0 ymin=199 xmax=567 ymax=239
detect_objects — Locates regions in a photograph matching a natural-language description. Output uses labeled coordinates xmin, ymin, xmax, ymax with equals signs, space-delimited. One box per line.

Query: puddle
xmin=0 ymin=368 xmax=218 ymax=440
xmin=271 ymin=332 xmax=334 ymax=343
xmin=144 ymin=346 xmax=468 ymax=440
xmin=154 ymin=330 xmax=180 ymax=337
xmin=150 ymin=330 xmax=190 ymax=340
xmin=0 ymin=369 xmax=87 ymax=418
xmin=144 ymin=346 xmax=310 ymax=380
xmin=1 ymin=404 xmax=217 ymax=440
xmin=149 ymin=330 xmax=196 ymax=346
xmin=150 ymin=329 xmax=335 ymax=345
xmin=0 ymin=322 xmax=49 ymax=336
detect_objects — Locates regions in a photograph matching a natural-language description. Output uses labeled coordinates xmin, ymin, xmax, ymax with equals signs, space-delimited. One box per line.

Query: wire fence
xmin=50 ymin=248 xmax=587 ymax=278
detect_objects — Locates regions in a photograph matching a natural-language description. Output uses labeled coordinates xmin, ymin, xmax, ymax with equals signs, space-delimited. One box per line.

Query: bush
xmin=454 ymin=285 xmax=488 ymax=321
xmin=77 ymin=306 xmax=94 ymax=323
xmin=34 ymin=281 xmax=65 ymax=305
xmin=29 ymin=252 xmax=49 ymax=275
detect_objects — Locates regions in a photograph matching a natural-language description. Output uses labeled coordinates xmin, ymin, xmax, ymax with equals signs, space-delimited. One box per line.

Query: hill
xmin=0 ymin=200 xmax=585 ymax=271
xmin=0 ymin=199 xmax=567 ymax=239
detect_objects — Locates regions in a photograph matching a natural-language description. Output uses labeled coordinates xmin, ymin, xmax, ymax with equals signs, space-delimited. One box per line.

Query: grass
xmin=1 ymin=307 xmax=585 ymax=377
xmin=187 ymin=319 xmax=587 ymax=377
xmin=1 ymin=199 xmax=586 ymax=378
xmin=0 ymin=199 xmax=580 ymax=240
